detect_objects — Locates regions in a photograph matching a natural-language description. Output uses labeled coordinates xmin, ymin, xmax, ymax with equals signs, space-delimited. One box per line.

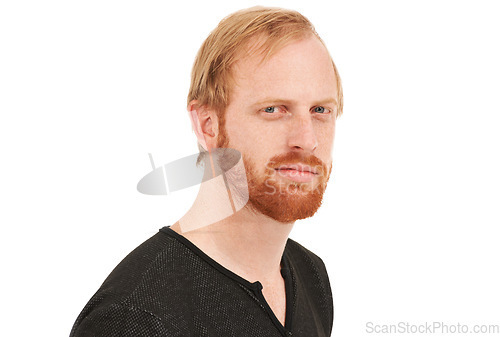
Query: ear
xmin=188 ymin=100 xmax=219 ymax=152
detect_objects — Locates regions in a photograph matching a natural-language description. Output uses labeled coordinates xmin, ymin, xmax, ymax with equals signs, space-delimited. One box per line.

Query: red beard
xmin=243 ymin=151 xmax=332 ymax=223
xmin=216 ymin=123 xmax=332 ymax=223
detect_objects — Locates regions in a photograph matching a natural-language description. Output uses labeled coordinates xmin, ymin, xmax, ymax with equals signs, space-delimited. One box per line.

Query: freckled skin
xmin=218 ymin=35 xmax=338 ymax=221
xmin=225 ymin=35 xmax=337 ymax=180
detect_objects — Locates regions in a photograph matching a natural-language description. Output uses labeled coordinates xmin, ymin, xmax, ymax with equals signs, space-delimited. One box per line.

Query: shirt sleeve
xmin=70 ymin=302 xmax=168 ymax=337
xmin=315 ymin=255 xmax=334 ymax=336
xmin=301 ymin=248 xmax=334 ymax=336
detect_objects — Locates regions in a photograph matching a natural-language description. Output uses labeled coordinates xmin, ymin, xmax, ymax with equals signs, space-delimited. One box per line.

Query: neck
xmin=172 ymin=177 xmax=294 ymax=283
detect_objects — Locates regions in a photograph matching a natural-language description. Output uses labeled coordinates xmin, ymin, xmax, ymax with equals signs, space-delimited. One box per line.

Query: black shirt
xmin=70 ymin=226 xmax=333 ymax=337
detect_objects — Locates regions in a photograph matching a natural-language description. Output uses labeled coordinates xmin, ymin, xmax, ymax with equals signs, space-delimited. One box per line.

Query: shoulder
xmin=98 ymin=229 xmax=181 ymax=292
xmin=70 ymin=228 xmax=191 ymax=336
xmin=70 ymin=302 xmax=168 ymax=337
xmin=285 ymin=238 xmax=331 ymax=280
xmin=285 ymin=238 xmax=334 ymax=333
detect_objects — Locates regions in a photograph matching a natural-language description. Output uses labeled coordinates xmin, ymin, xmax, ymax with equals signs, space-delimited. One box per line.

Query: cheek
xmin=224 ymin=123 xmax=270 ymax=166
xmin=317 ymin=123 xmax=335 ymax=158
xmin=226 ymin=116 xmax=281 ymax=149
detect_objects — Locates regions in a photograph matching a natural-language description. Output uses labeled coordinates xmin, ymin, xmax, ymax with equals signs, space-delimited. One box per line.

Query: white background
xmin=1 ymin=1 xmax=499 ymax=336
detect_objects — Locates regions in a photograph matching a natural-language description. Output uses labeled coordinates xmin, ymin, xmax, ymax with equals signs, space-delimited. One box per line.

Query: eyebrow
xmin=251 ymin=97 xmax=338 ymax=107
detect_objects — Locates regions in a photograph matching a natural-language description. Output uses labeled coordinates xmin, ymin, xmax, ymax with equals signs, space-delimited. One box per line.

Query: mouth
xmin=274 ymin=164 xmax=318 ymax=183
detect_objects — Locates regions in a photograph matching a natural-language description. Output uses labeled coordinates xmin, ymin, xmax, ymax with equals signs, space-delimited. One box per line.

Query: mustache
xmin=266 ymin=152 xmax=328 ymax=176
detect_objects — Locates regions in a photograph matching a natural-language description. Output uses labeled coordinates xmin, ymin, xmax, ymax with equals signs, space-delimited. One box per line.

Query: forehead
xmin=230 ymin=36 xmax=338 ymax=103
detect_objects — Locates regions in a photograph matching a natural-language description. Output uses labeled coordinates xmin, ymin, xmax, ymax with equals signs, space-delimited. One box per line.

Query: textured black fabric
xmin=70 ymin=226 xmax=333 ymax=337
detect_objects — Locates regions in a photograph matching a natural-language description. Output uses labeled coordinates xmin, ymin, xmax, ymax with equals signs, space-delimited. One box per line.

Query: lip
xmin=275 ymin=163 xmax=318 ymax=183
xmin=276 ymin=163 xmax=318 ymax=174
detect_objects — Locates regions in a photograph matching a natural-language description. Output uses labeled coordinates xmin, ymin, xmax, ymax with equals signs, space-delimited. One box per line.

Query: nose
xmin=287 ymin=113 xmax=318 ymax=153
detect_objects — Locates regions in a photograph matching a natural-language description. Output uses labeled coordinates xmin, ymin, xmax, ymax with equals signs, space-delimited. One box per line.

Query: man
xmin=70 ymin=6 xmax=342 ymax=337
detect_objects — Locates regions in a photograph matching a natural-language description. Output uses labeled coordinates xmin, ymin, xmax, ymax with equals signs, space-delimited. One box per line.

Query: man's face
xmin=218 ymin=35 xmax=338 ymax=223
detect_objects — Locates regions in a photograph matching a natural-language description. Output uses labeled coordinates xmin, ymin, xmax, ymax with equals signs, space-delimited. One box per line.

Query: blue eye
xmin=314 ymin=106 xmax=327 ymax=113
xmin=264 ymin=106 xmax=277 ymax=113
